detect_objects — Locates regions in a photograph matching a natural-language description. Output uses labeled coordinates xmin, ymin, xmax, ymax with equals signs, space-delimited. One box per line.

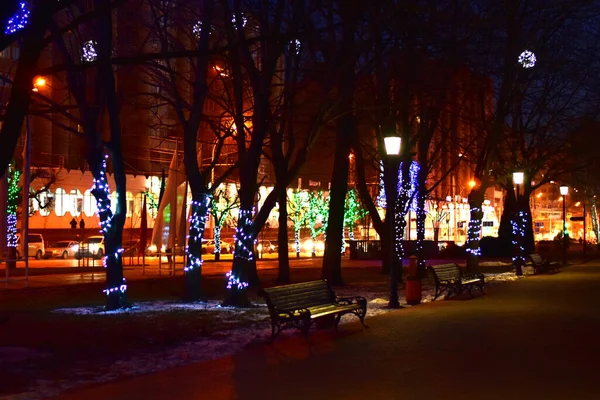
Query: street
xmin=53 ymin=261 xmax=600 ymax=400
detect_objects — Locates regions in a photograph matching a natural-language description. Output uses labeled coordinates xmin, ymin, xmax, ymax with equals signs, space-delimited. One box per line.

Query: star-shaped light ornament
xmin=518 ymin=50 xmax=536 ymax=69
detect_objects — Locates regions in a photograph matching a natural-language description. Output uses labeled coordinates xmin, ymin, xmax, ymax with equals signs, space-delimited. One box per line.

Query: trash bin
xmin=405 ymin=276 xmax=422 ymax=305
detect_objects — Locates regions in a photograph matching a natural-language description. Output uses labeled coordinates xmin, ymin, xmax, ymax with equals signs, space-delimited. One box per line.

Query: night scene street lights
xmin=384 ymin=133 xmax=401 ymax=308
xmin=560 ymin=185 xmax=569 ymax=265
xmin=512 ymin=171 xmax=524 ymax=276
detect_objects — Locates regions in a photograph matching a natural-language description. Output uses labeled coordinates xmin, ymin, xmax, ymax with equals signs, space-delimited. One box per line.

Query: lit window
xmin=83 ymin=189 xmax=97 ymax=217
xmin=54 ymin=188 xmax=67 ymax=216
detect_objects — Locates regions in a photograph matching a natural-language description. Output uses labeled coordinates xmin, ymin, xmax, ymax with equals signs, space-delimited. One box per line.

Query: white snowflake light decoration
xmin=231 ymin=14 xmax=247 ymax=28
xmin=82 ymin=40 xmax=98 ymax=62
xmin=193 ymin=21 xmax=202 ymax=39
xmin=290 ymin=39 xmax=301 ymax=55
xmin=518 ymin=50 xmax=536 ymax=69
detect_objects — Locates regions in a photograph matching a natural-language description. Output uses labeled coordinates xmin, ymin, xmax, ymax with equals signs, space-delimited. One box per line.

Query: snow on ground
xmin=11 ymin=270 xmax=522 ymax=400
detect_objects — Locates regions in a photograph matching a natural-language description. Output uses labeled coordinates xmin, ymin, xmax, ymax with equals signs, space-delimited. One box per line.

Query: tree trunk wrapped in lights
xmin=276 ymin=183 xmax=290 ymax=283
xmin=288 ymin=190 xmax=309 ymax=258
xmin=465 ymin=191 xmax=485 ymax=273
xmin=91 ymin=153 xmax=127 ymax=310
xmin=184 ymin=194 xmax=211 ymax=300
xmin=210 ymin=188 xmax=238 ymax=262
xmin=5 ymin=164 xmax=20 ymax=268
xmin=222 ymin=208 xmax=253 ymax=307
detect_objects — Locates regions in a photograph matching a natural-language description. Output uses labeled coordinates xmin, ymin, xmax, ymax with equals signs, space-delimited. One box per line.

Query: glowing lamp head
xmin=560 ymin=185 xmax=569 ymax=196
xmin=468 ymin=179 xmax=477 ymax=189
xmin=384 ymin=136 xmax=401 ymax=156
xmin=513 ymin=172 xmax=524 ymax=185
xmin=34 ymin=77 xmax=46 ymax=88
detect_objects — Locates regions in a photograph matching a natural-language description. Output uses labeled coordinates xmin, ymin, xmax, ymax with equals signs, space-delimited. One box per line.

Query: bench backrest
xmin=529 ymin=253 xmax=543 ymax=264
xmin=260 ymin=280 xmax=337 ymax=312
xmin=429 ymin=263 xmax=461 ymax=281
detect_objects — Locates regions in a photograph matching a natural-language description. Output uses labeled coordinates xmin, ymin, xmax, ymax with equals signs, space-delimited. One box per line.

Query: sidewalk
xmin=54 ymin=261 xmax=600 ymax=400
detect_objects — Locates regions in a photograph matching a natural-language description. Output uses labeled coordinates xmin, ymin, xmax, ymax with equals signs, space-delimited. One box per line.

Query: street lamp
xmin=560 ymin=185 xmax=569 ymax=265
xmin=384 ymin=134 xmax=401 ymax=308
xmin=512 ymin=171 xmax=525 ymax=276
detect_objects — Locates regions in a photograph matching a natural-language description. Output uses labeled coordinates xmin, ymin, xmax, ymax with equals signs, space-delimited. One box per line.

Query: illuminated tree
xmin=287 ymin=190 xmax=309 ymax=258
xmin=343 ymin=188 xmax=367 ymax=241
xmin=210 ymin=185 xmax=239 ymax=261
xmin=306 ymin=191 xmax=328 ymax=257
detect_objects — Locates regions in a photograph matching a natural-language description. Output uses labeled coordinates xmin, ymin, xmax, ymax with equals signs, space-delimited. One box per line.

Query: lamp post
xmin=560 ymin=185 xmax=569 ymax=265
xmin=513 ymin=171 xmax=524 ymax=276
xmin=384 ymin=134 xmax=401 ymax=308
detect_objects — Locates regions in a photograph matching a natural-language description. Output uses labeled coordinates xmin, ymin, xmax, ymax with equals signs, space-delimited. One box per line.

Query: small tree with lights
xmin=287 ymin=190 xmax=309 ymax=258
xmin=210 ymin=185 xmax=239 ymax=261
xmin=306 ymin=191 xmax=328 ymax=257
xmin=343 ymin=188 xmax=367 ymax=249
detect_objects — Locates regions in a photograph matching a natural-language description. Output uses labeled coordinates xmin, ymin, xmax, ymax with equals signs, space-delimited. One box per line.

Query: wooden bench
xmin=528 ymin=253 xmax=560 ymax=274
xmin=258 ymin=280 xmax=367 ymax=341
xmin=428 ymin=263 xmax=485 ymax=300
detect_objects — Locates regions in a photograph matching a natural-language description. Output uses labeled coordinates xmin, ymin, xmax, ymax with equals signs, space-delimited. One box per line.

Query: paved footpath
xmin=57 ymin=262 xmax=600 ymax=400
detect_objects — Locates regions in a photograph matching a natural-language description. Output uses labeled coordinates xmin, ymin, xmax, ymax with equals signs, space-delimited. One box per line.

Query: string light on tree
xmin=289 ymin=39 xmax=301 ymax=55
xmin=226 ymin=271 xmax=249 ymax=290
xmin=511 ymin=210 xmax=527 ymax=266
xmin=82 ymin=40 xmax=98 ymax=62
xmin=398 ymin=161 xmax=420 ymax=211
xmin=465 ymin=206 xmax=483 ymax=256
xmin=234 ymin=208 xmax=255 ymax=261
xmin=377 ymin=160 xmax=386 ymax=208
xmin=518 ymin=50 xmax=536 ymax=68
xmin=193 ymin=21 xmax=202 ymax=39
xmin=102 ymin=278 xmax=128 ymax=296
xmin=6 ymin=164 xmax=20 ymax=249
xmin=91 ymin=154 xmax=113 ymax=234
xmin=184 ymin=195 xmax=211 ymax=273
xmin=5 ymin=1 xmax=30 ymax=35
xmin=231 ymin=13 xmax=247 ymax=28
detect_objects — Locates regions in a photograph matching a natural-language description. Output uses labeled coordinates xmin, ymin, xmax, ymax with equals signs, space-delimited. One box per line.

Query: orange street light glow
xmin=468 ymin=180 xmax=476 ymax=188
xmin=34 ymin=77 xmax=46 ymax=87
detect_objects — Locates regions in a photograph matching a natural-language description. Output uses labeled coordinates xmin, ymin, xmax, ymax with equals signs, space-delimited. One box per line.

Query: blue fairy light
xmin=5 ymin=2 xmax=30 ymax=35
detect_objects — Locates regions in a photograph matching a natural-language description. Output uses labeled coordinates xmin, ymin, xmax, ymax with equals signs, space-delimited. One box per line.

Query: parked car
xmin=15 ymin=234 xmax=45 ymax=260
xmin=201 ymin=239 xmax=232 ymax=254
xmin=76 ymin=236 xmax=105 ymax=259
xmin=122 ymin=240 xmax=140 ymax=257
xmin=45 ymin=241 xmax=79 ymax=259
xmin=257 ymin=240 xmax=275 ymax=254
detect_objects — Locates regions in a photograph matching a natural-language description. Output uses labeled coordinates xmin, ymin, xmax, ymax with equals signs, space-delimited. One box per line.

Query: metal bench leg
xmin=334 ymin=314 xmax=342 ymax=331
xmin=270 ymin=323 xmax=282 ymax=343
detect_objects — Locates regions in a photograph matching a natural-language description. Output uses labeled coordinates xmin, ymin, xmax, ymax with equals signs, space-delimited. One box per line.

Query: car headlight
xmin=257 ymin=244 xmax=263 ymax=251
xmin=72 ymin=244 xmax=79 ymax=252
xmin=302 ymin=239 xmax=314 ymax=252
xmin=147 ymin=244 xmax=157 ymax=254
xmin=89 ymin=243 xmax=99 ymax=253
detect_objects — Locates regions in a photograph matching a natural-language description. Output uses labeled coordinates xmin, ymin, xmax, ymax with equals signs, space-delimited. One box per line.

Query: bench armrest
xmin=336 ymin=296 xmax=367 ymax=307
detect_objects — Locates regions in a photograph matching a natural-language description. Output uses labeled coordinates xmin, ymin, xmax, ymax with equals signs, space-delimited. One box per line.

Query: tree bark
xmin=276 ymin=183 xmax=290 ymax=284
xmin=465 ymin=190 xmax=485 ymax=274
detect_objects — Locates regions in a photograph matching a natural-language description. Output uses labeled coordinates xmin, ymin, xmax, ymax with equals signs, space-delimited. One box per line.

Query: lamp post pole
xmin=560 ymin=185 xmax=569 ymax=266
xmin=384 ymin=135 xmax=401 ymax=309
xmin=513 ymin=172 xmax=524 ymax=276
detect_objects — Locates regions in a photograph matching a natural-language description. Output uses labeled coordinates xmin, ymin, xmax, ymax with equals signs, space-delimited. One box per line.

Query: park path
xmin=56 ymin=262 xmax=600 ymax=400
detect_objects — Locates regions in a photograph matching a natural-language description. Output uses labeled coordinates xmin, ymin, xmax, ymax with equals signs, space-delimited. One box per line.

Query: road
xmin=54 ymin=261 xmax=600 ymax=400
